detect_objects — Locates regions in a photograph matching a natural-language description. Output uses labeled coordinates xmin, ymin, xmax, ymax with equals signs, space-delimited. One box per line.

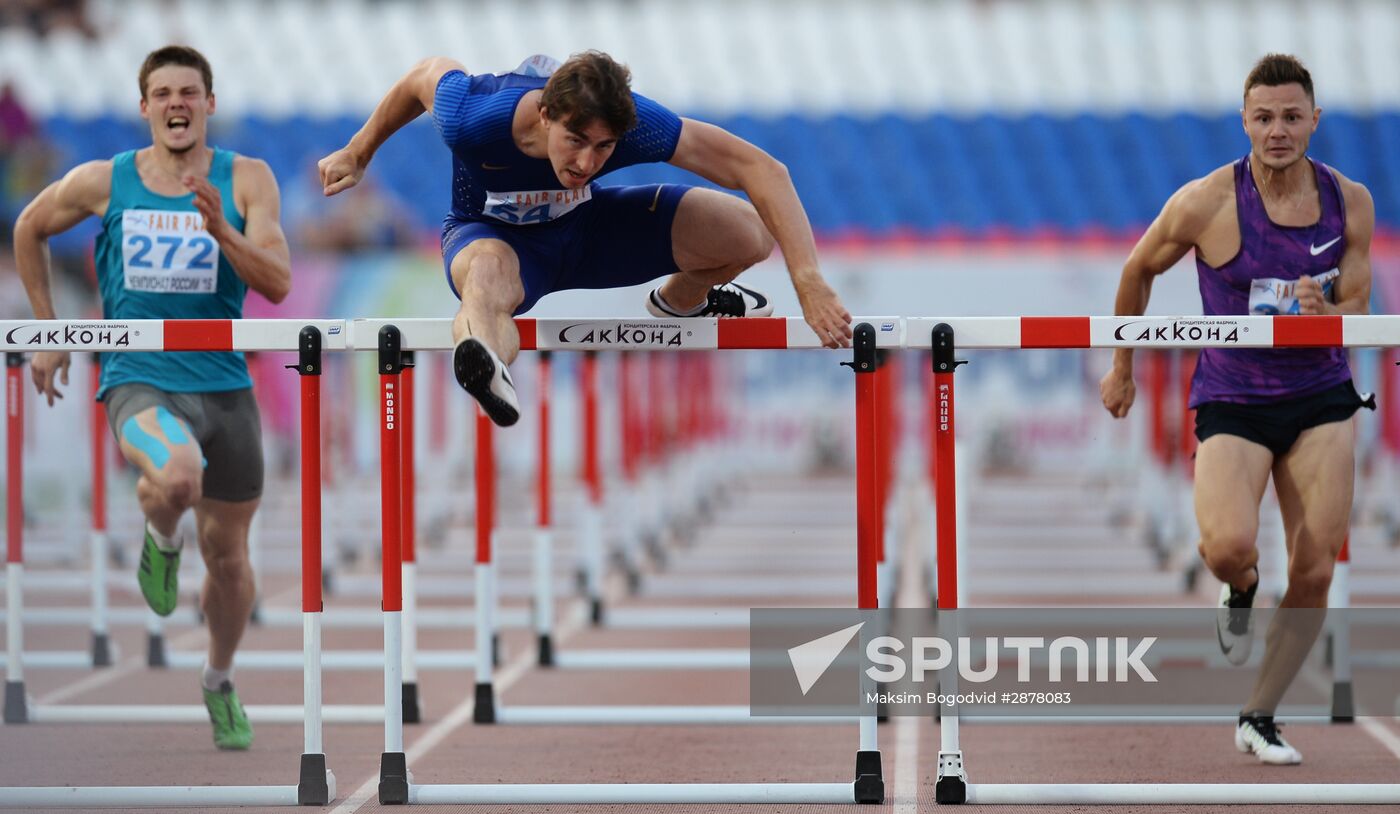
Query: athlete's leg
xmin=450 ymin=238 xmax=526 ymax=365
xmin=118 ymin=405 xmax=203 ymax=537
xmin=657 ymin=188 xmax=775 ymax=312
xmin=1242 ymin=418 xmax=1354 ymax=714
xmin=1194 ymin=434 xmax=1273 ymax=590
xmin=193 ymin=497 xmax=259 ymax=672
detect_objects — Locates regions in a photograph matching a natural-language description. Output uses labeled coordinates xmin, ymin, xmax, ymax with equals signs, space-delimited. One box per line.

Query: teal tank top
xmin=94 ymin=148 xmax=251 ymax=398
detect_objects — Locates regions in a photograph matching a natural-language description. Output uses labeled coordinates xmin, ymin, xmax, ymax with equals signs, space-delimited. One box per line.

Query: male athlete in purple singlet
xmin=1100 ymin=54 xmax=1375 ymax=765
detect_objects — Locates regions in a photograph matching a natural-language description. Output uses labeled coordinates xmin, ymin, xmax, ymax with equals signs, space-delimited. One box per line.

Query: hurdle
xmin=917 ymin=314 xmax=1400 ymax=806
xmin=353 ymin=317 xmax=887 ymax=805
xmin=0 ymin=320 xmax=340 ymax=807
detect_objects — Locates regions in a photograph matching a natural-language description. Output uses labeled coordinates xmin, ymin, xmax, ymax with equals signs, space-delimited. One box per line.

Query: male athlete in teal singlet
xmin=13 ymin=46 xmax=291 ymax=750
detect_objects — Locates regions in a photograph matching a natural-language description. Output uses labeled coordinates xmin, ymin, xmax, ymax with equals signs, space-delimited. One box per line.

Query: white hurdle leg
xmin=4 ymin=563 xmax=24 ymax=723
xmin=1328 ymin=539 xmax=1352 ymax=722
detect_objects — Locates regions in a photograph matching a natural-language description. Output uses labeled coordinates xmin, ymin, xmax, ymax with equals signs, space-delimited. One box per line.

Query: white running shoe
xmin=646 ymin=282 xmax=773 ymax=318
xmin=1236 ymin=715 xmax=1302 ymax=765
xmin=1215 ymin=578 xmax=1258 ymax=666
xmin=453 ymin=337 xmax=520 ymax=427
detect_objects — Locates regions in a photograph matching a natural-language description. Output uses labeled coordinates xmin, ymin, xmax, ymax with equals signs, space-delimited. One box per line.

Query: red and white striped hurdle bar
xmin=905 ymin=315 xmax=1400 ymax=349
xmin=9 ymin=316 xmax=1400 ymax=352
xmin=0 ymin=320 xmax=346 ymax=352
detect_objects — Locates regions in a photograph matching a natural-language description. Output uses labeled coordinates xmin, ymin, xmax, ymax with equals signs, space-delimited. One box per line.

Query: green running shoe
xmin=203 ymin=680 xmax=253 ymax=750
xmin=137 ymin=528 xmax=181 ymax=617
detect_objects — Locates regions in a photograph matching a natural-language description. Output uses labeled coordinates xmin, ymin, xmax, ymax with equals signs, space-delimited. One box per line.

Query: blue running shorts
xmin=441 ymin=183 xmax=691 ymax=315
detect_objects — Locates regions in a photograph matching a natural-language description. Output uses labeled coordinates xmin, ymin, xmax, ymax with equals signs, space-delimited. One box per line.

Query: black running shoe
xmin=646 ymin=282 xmax=773 ymax=318
xmin=453 ymin=337 xmax=520 ymax=427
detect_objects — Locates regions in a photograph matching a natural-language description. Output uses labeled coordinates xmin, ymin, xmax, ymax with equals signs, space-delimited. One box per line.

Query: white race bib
xmin=1248 ymin=268 xmax=1339 ymax=315
xmin=482 ymin=187 xmax=592 ymax=225
xmin=121 ymin=210 xmax=220 ymax=294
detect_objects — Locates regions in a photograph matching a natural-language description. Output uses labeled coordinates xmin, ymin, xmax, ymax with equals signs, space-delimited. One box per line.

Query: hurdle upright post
xmin=473 ymin=406 xmax=498 ymax=722
xmin=399 ymin=350 xmax=420 ymax=724
xmin=930 ymin=323 xmax=968 ymax=804
xmin=844 ymin=323 xmax=884 ymax=804
xmin=292 ymin=325 xmax=333 ymax=806
xmin=534 ymin=351 xmax=555 ymax=666
xmin=4 ymin=353 xmax=27 ymax=724
xmin=88 ymin=356 xmax=111 ymax=667
xmin=375 ymin=325 xmax=409 ymax=806
xmin=580 ymin=351 xmax=606 ymax=624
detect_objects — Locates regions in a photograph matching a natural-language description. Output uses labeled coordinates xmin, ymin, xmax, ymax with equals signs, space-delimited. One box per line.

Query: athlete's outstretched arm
xmin=12 ymin=160 xmax=110 ymax=405
xmin=184 ymin=157 xmax=291 ymax=303
xmin=1297 ymin=178 xmax=1373 ymax=316
xmin=1100 ymin=178 xmax=1217 ymax=418
xmin=319 ymin=57 xmax=465 ymax=196
xmin=669 ymin=118 xmax=852 ymax=348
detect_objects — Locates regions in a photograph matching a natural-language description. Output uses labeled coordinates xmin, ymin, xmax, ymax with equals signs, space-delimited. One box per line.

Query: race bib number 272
xmin=121 ymin=210 xmax=220 ymax=294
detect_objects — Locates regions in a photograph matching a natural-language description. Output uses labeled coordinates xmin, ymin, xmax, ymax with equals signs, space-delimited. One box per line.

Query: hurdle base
xmin=378 ymin=751 xmax=408 ymax=805
xmin=146 ymin=632 xmax=167 ymax=668
xmin=936 ymin=751 xmax=967 ymax=804
xmin=474 ymin=683 xmax=496 ymax=724
xmin=91 ymin=632 xmax=112 ymax=667
xmin=537 ymin=634 xmax=555 ymax=667
xmin=298 ymin=753 xmax=330 ymax=806
xmin=1332 ymin=681 xmax=1354 ymax=723
xmin=402 ymin=682 xmax=421 ymax=724
xmin=590 ymin=598 xmax=604 ymax=626
xmin=3 ymin=680 xmax=27 ymax=723
xmin=492 ymin=634 xmax=502 ymax=667
xmin=854 ymin=750 xmax=883 ymax=804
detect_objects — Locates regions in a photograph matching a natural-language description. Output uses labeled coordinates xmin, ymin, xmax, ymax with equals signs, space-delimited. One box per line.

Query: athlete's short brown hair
xmin=1244 ymin=53 xmax=1314 ymax=107
xmin=540 ymin=51 xmax=636 ymax=136
xmin=139 ymin=45 xmax=213 ymax=100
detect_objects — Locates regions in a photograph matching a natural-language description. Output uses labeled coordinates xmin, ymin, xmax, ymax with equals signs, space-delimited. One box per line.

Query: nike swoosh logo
xmin=647 ymin=185 xmax=664 ymax=213
xmin=481 ymin=163 xmax=511 ymax=171
xmin=1309 ymin=237 xmax=1341 ymax=256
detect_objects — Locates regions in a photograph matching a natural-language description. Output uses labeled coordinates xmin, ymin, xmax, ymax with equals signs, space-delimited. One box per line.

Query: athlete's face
xmin=1242 ymin=83 xmax=1319 ymax=171
xmin=141 ymin=65 xmax=213 ymax=155
xmin=542 ymin=111 xmax=619 ymax=188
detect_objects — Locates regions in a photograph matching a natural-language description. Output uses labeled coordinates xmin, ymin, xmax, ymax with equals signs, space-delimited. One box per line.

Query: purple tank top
xmin=1189 ymin=156 xmax=1351 ymax=407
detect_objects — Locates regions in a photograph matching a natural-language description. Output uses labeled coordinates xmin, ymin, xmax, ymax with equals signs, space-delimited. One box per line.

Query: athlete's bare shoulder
xmin=1327 ymin=165 xmax=1376 ymax=223
xmin=51 ymin=159 xmax=114 ymax=218
xmin=1158 ymin=164 xmax=1235 ymax=243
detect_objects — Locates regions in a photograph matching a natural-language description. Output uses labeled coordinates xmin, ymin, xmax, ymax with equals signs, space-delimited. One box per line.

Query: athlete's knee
xmin=201 ymin=541 xmax=252 ymax=586
xmin=152 ymin=459 xmax=202 ymax=511
xmin=1286 ymin=549 xmax=1336 ymax=601
xmin=1198 ymin=527 xmax=1258 ymax=575
xmin=459 ymin=250 xmax=523 ymax=309
xmin=730 ymin=206 xmax=775 ymax=268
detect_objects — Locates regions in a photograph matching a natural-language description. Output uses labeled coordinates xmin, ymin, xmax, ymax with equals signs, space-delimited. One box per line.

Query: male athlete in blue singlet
xmin=1100 ymin=54 xmax=1375 ymax=765
xmin=318 ymin=52 xmax=854 ymax=426
xmin=13 ymin=46 xmax=291 ymax=750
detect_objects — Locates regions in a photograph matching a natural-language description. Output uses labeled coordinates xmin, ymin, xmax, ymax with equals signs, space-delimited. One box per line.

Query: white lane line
xmin=34 ymin=583 xmax=300 ymax=705
xmin=893 ymin=490 xmax=925 ymax=814
xmin=329 ymin=600 xmax=591 ymax=814
xmin=1298 ymin=649 xmax=1400 ymax=763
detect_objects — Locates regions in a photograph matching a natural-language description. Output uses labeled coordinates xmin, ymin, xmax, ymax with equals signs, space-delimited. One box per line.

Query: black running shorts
xmin=1194 ymin=379 xmax=1374 ymax=457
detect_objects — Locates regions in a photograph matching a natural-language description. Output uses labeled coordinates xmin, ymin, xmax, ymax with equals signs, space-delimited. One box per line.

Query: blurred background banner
xmin=1 ymin=0 xmax=1396 ymax=321
xmin=1 ymin=0 xmax=1397 ymax=491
